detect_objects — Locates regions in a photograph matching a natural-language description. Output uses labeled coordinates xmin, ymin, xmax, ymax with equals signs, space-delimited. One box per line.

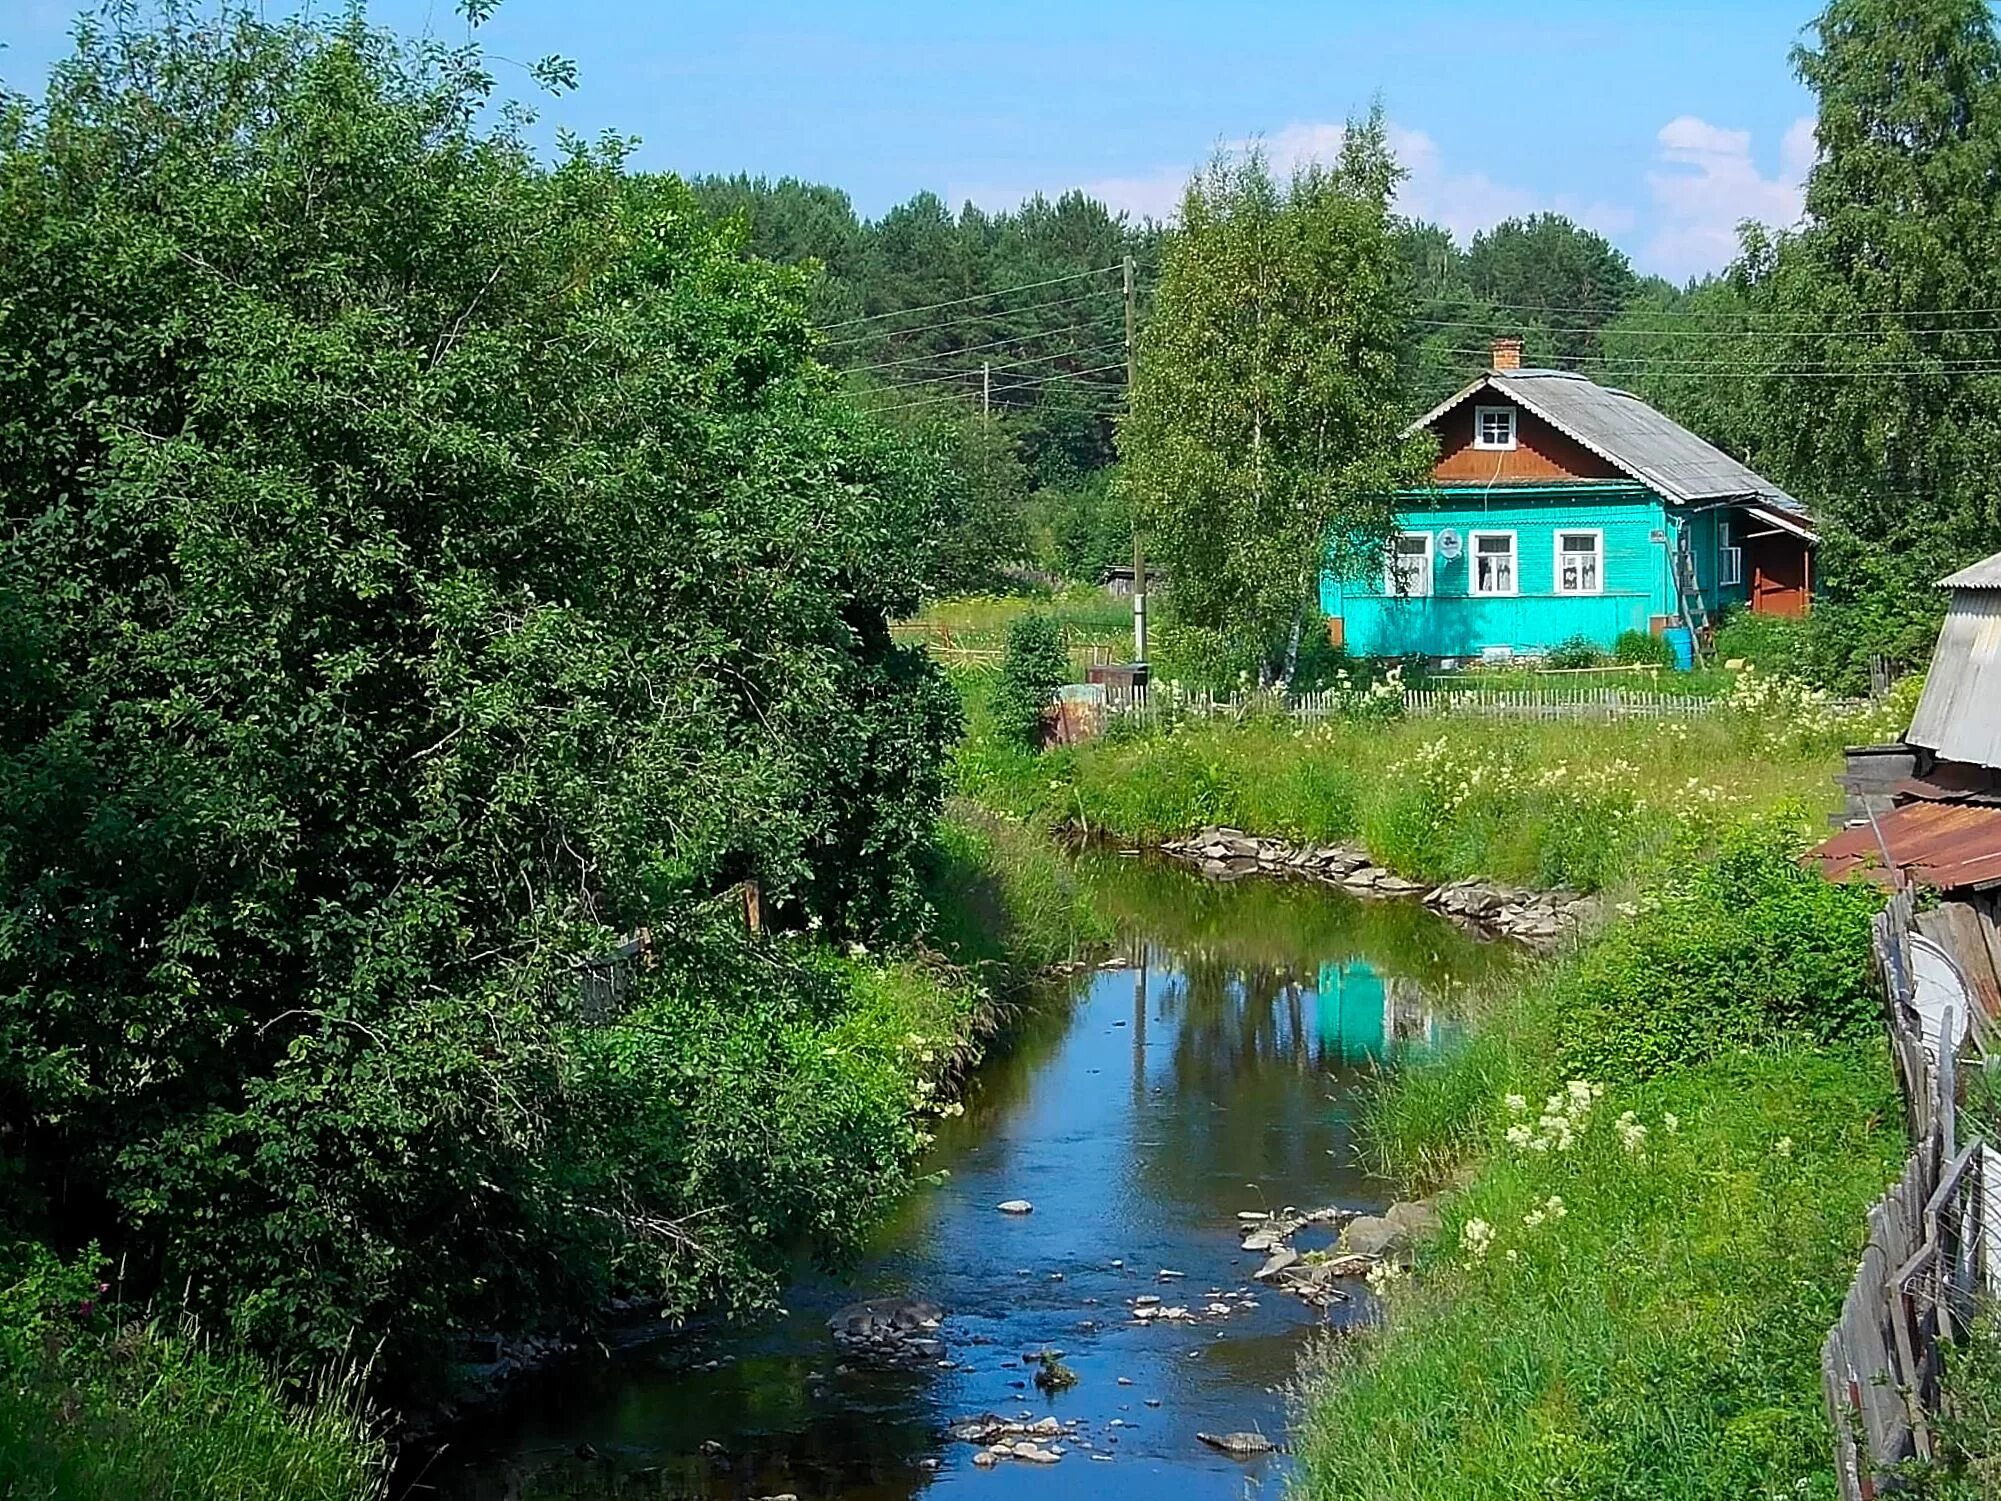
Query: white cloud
xmin=1643 ymin=114 xmax=1813 ymax=279
xmin=953 ymin=117 xmax=1634 ymax=244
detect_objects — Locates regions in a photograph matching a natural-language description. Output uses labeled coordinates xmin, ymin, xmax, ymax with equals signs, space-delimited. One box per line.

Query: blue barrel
xmin=1663 ymin=627 xmax=1695 ymax=672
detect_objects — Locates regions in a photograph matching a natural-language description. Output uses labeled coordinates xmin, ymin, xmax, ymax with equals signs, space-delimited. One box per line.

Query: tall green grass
xmin=956 ymin=699 xmax=1862 ymax=894
xmin=0 ymin=1248 xmax=383 ymax=1500
xmin=1294 ymin=1045 xmax=1901 ymax=1501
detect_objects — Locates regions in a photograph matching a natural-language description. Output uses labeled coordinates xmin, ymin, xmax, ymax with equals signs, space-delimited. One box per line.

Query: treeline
xmin=688 ymin=176 xmax=1155 ymax=589
xmin=715 ymin=0 xmax=2001 ymax=690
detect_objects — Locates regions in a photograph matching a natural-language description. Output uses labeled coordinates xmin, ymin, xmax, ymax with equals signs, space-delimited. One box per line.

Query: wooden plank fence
xmin=1822 ymin=888 xmax=1994 ymax=1499
xmin=1100 ymin=684 xmax=1720 ymax=725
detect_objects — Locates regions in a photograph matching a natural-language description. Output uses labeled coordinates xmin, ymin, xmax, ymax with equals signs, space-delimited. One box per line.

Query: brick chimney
xmin=1491 ymin=335 xmax=1523 ymax=372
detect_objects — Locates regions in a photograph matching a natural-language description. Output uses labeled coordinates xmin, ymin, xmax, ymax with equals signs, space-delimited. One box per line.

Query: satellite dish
xmin=1437 ymin=528 xmax=1463 ymax=562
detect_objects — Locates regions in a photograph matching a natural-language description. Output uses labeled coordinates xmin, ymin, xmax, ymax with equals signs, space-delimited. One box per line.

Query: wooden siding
xmin=1431 ymin=398 xmax=1625 ymax=484
xmin=1322 ymin=487 xmax=1671 ymax=658
xmin=1747 ymin=531 xmax=1812 ymax=617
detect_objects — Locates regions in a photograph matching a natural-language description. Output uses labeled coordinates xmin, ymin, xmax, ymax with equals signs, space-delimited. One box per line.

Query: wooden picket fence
xmin=1101 ymin=684 xmax=1719 ymax=725
xmin=1822 ymin=889 xmax=1996 ymax=1498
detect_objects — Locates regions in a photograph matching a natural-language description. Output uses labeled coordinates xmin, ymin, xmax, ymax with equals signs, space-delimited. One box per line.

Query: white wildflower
xmin=1459 ymin=1218 xmax=1494 ymax=1262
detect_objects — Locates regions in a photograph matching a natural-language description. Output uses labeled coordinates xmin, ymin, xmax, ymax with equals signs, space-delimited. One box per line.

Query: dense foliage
xmin=1557 ymin=836 xmax=1883 ymax=1079
xmin=0 ymin=6 xmax=972 ymax=1378
xmin=1748 ymin=0 xmax=2001 ymax=683
xmin=1122 ymin=114 xmax=1431 ymax=682
xmin=990 ymin=615 xmax=1071 ymax=750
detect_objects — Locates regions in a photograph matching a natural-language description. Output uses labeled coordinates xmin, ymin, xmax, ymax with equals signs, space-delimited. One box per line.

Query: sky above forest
xmin=4 ymin=0 xmax=1823 ymax=282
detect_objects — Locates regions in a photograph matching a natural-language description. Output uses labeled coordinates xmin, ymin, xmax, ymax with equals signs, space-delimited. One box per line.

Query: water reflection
xmin=421 ymin=852 xmax=1514 ymax=1501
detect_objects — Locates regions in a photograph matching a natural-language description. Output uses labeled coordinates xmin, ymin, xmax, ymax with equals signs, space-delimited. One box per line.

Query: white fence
xmin=1100 ymin=684 xmax=1721 ymax=725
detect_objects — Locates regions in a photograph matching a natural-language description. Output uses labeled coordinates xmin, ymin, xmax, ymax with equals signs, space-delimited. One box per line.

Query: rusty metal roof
xmin=1811 ymin=800 xmax=2001 ymax=891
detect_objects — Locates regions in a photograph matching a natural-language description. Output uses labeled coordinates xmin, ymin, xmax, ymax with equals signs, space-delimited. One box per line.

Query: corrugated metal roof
xmin=1810 ymin=801 xmax=2001 ymax=891
xmin=1940 ymin=550 xmax=2001 ymax=589
xmin=1408 ymin=368 xmax=1811 ymax=520
xmin=1908 ymin=588 xmax=2001 ymax=768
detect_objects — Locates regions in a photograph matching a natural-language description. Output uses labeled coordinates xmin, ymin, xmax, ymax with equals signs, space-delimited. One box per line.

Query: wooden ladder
xmin=1674 ymin=538 xmax=1711 ymax=665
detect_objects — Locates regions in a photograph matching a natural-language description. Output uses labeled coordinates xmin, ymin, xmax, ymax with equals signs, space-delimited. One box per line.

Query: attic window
xmin=1474 ymin=405 xmax=1517 ymax=451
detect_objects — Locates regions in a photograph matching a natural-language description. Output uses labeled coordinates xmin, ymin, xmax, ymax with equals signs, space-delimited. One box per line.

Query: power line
xmin=864 ymin=339 xmax=1130 ymax=384
xmin=816 ymin=286 xmax=1121 ymax=350
xmin=1422 ymin=293 xmax=2001 ymax=324
xmin=859 ymin=362 xmax=1128 ymax=419
xmin=816 ymin=264 xmax=1122 ymax=332
xmin=1414 ymin=315 xmax=2001 ymax=340
xmin=842 ymin=323 xmax=1110 ymax=375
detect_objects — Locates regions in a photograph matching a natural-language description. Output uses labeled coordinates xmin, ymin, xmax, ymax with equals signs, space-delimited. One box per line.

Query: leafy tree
xmin=0 ymin=5 xmax=958 ymax=1372
xmin=992 ymin=614 xmax=1070 ymax=749
xmin=873 ymin=400 xmax=1033 ymax=594
xmin=1463 ymin=213 xmax=1639 ymax=365
xmin=1122 ymin=112 xmax=1431 ymax=682
xmin=1747 ymin=0 xmax=2001 ymax=684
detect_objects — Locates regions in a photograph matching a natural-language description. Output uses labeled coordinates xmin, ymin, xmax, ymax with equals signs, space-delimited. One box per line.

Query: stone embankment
xmin=1158 ymin=827 xmax=1602 ymax=952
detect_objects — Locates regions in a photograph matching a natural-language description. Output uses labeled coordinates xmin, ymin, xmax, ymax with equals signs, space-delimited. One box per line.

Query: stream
xmin=420 ymin=851 xmax=1517 ymax=1501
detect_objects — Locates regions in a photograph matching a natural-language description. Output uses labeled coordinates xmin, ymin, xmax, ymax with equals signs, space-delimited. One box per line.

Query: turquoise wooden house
xmin=1322 ymin=339 xmax=1816 ymax=662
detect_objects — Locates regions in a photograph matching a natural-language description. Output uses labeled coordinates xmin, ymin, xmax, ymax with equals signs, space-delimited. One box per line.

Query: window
xmin=1718 ymin=522 xmax=1744 ymax=587
xmin=1554 ymin=530 xmax=1603 ymax=595
xmin=1470 ymin=530 xmax=1517 ymax=595
xmin=1474 ymin=404 xmax=1517 ymax=450
xmin=1386 ymin=532 xmax=1433 ymax=597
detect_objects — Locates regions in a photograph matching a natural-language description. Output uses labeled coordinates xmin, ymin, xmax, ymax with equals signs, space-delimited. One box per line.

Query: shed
xmin=1907 ymin=551 xmax=2001 ymax=771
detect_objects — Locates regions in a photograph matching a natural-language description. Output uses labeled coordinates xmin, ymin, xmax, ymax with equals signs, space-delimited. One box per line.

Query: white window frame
xmin=1385 ymin=531 xmax=1434 ymax=597
xmin=1718 ymin=521 xmax=1744 ymax=587
xmin=1553 ymin=529 xmax=1605 ymax=596
xmin=1468 ymin=529 xmax=1519 ymax=596
xmin=1473 ymin=404 xmax=1518 ymax=451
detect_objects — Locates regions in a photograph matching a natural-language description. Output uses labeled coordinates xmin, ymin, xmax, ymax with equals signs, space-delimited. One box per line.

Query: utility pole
xmin=1124 ymin=254 xmax=1147 ymax=668
xmin=982 ymin=360 xmax=991 ymax=423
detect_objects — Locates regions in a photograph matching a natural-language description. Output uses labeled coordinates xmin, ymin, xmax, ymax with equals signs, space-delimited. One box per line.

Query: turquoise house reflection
xmin=1314 ymin=961 xmax=1454 ymax=1065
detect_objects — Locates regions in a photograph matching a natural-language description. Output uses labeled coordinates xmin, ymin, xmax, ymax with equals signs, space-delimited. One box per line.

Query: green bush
xmin=1544 ymin=635 xmax=1603 ymax=669
xmin=0 ymin=10 xmax=964 ymax=1381
xmin=1714 ymin=607 xmax=1816 ymax=678
xmin=1613 ymin=628 xmax=1675 ymax=667
xmin=1557 ymin=831 xmax=1883 ymax=1080
xmin=992 ymin=614 xmax=1071 ymax=749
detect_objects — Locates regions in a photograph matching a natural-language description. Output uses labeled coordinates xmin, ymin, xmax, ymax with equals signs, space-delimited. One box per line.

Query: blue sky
xmin=4 ymin=0 xmax=1822 ymax=280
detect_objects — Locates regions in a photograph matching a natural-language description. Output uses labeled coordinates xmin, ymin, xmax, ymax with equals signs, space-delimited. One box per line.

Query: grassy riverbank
xmin=1292 ymin=835 xmax=1904 ymax=1499
xmin=955 ymin=672 xmax=1919 ymax=894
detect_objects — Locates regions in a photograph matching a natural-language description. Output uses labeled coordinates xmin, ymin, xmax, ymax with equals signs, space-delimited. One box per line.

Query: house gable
xmin=1429 ymin=394 xmax=1627 ymax=486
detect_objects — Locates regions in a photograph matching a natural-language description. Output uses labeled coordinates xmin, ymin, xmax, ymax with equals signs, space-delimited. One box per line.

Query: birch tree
xmin=1121 ymin=109 xmax=1430 ymax=682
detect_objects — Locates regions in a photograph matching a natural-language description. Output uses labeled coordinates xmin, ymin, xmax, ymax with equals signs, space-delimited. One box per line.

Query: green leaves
xmin=1122 ymin=109 xmax=1430 ymax=683
xmin=0 ymin=5 xmax=958 ymax=1376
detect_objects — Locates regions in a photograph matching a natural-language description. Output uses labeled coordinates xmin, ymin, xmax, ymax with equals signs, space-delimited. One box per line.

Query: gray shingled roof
xmin=1412 ymin=368 xmax=1811 ymax=518
xmin=1940 ymin=551 xmax=2001 ymax=590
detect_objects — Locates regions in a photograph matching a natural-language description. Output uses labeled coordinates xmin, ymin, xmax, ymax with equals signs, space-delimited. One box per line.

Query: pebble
xmin=997 ymin=1200 xmax=1034 ymax=1215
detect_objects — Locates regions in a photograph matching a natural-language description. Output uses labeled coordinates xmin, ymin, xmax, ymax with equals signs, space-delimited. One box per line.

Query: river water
xmin=423 ymin=853 xmax=1515 ymax=1501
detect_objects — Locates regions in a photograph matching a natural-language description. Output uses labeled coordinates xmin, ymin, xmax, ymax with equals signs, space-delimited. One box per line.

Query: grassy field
xmin=954 ymin=671 xmax=1919 ymax=895
xmin=894 ymin=588 xmax=1135 ymax=661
